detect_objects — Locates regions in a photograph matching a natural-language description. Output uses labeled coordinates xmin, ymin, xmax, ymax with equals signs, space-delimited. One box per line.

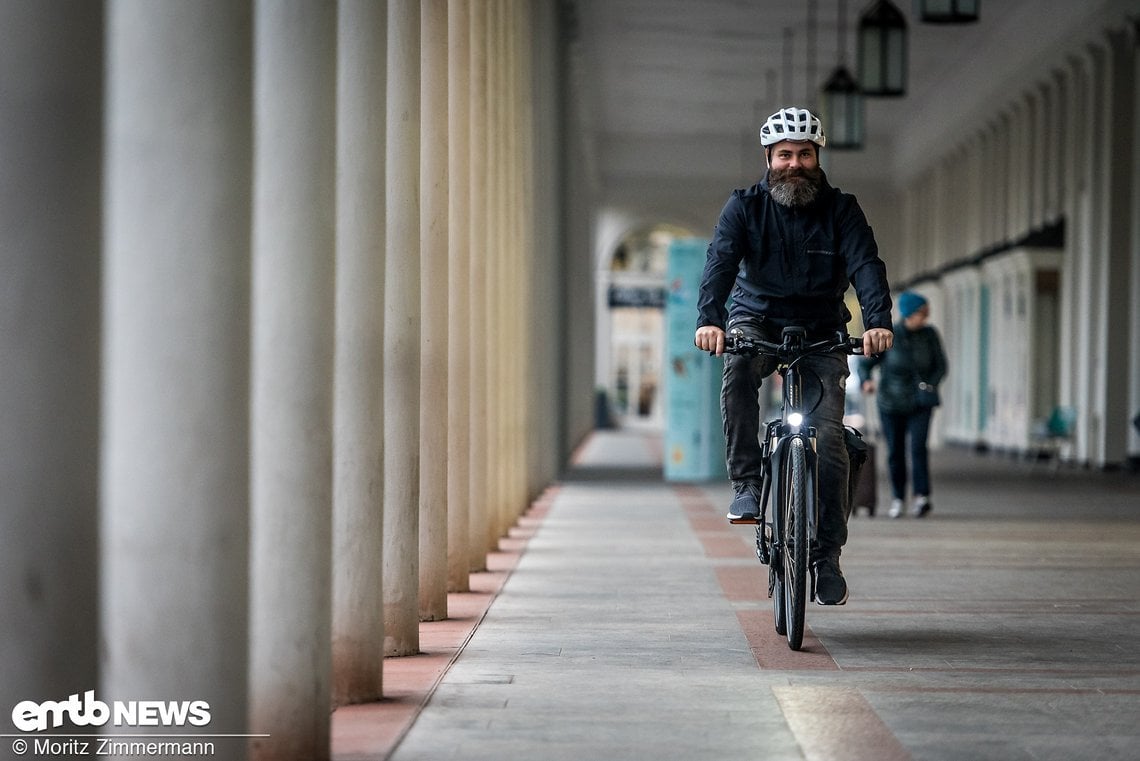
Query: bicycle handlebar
xmin=722 ymin=328 xmax=864 ymax=361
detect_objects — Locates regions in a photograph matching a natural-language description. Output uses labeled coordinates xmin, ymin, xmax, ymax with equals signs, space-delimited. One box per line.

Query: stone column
xmin=447 ymin=0 xmax=473 ymax=593
xmin=561 ymin=32 xmax=599 ymax=454
xmin=527 ymin=0 xmax=566 ymax=492
xmin=500 ymin=0 xmax=519 ymax=529
xmin=384 ymin=0 xmax=421 ymax=657
xmin=502 ymin=0 xmax=520 ymax=523
xmin=467 ymin=0 xmax=490 ymax=573
xmin=510 ymin=0 xmax=533 ymax=514
xmin=1096 ymin=28 xmax=1135 ymax=465
xmin=503 ymin=0 xmax=521 ymax=532
xmin=0 ymin=0 xmax=102 ymax=725
xmin=513 ymin=0 xmax=536 ymax=506
xmin=485 ymin=0 xmax=506 ymax=549
xmin=102 ymin=0 xmax=253 ymax=741
xmin=419 ymin=0 xmax=449 ymax=622
xmin=502 ymin=0 xmax=526 ymax=528
xmin=249 ymin=1 xmax=335 ymax=757
xmin=1132 ymin=29 xmax=1140 ymax=461
xmin=332 ymin=0 xmax=387 ymax=706
xmin=1057 ymin=62 xmax=1081 ymax=417
xmin=1030 ymin=87 xmax=1048 ymax=230
xmin=506 ymin=0 xmax=527 ymax=524
xmin=1077 ymin=47 xmax=1105 ymax=464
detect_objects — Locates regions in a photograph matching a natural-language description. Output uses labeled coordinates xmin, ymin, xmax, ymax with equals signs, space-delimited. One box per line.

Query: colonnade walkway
xmin=337 ymin=428 xmax=1140 ymax=761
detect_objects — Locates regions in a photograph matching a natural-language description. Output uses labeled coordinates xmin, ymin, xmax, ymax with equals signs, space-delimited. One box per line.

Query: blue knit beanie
xmin=898 ymin=291 xmax=927 ymax=318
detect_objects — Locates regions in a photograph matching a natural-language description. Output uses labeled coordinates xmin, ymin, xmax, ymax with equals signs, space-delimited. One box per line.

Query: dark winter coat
xmin=859 ymin=322 xmax=948 ymax=414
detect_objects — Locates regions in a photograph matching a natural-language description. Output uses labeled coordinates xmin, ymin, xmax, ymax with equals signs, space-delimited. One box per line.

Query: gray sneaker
xmin=812 ymin=556 xmax=849 ymax=605
xmin=726 ymin=481 xmax=761 ymax=522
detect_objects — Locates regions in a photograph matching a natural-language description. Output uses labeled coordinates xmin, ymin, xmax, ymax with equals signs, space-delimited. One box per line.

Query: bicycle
xmin=722 ymin=326 xmax=864 ymax=650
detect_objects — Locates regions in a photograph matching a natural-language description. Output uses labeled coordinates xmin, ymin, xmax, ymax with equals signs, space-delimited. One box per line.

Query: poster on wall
xmin=663 ymin=238 xmax=726 ymax=482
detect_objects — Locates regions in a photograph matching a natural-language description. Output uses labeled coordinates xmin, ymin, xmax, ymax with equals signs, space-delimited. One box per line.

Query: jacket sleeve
xmin=927 ymin=328 xmax=948 ymax=387
xmin=837 ymin=195 xmax=893 ymax=332
xmin=696 ymin=193 xmax=748 ymax=330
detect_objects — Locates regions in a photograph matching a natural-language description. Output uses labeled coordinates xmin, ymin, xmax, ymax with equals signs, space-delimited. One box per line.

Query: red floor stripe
xmin=737 ymin=610 xmax=839 ymax=670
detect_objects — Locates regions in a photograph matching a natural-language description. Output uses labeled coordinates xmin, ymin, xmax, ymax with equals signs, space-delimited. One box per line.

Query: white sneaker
xmin=888 ymin=498 xmax=904 ymax=519
xmin=912 ymin=495 xmax=932 ymax=518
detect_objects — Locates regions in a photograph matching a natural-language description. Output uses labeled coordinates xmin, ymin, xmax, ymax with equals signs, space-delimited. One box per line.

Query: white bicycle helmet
xmin=759 ymin=107 xmax=827 ymax=148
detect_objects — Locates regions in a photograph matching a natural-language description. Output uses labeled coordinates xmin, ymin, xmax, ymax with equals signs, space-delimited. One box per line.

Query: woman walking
xmin=859 ymin=292 xmax=948 ymax=518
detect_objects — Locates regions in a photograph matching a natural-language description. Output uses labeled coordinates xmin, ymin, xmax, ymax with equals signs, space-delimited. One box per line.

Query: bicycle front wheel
xmin=771 ymin=559 xmax=786 ymax=635
xmin=781 ymin=436 xmax=809 ymax=650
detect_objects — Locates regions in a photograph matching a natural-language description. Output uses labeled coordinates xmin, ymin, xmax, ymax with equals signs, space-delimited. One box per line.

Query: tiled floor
xmin=334 ymin=429 xmax=1140 ymax=761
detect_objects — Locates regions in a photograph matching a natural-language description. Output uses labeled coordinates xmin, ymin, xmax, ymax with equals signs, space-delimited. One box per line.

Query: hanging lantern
xmin=821 ymin=66 xmax=864 ymax=149
xmin=857 ymin=0 xmax=907 ymax=97
xmin=821 ymin=0 xmax=864 ymax=150
xmin=916 ymin=0 xmax=979 ymax=24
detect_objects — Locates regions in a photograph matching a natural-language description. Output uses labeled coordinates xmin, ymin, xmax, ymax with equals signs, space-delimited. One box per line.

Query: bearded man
xmin=694 ymin=107 xmax=894 ymax=605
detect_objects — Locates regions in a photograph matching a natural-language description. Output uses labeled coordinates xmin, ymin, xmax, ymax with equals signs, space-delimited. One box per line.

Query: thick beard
xmin=768 ymin=165 xmax=823 ymax=207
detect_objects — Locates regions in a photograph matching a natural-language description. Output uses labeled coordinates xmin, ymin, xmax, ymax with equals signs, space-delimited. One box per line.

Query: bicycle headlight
xmin=786 ymin=412 xmax=804 ymax=427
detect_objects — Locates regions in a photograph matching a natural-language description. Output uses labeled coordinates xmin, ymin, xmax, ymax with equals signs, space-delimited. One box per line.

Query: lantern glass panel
xmin=830 ymin=94 xmax=864 ymax=148
xmin=822 ymin=67 xmax=864 ymax=149
xmin=886 ymin=28 xmax=906 ymax=92
xmin=958 ymin=0 xmax=979 ymax=16
xmin=918 ymin=0 xmax=979 ymax=22
xmin=858 ymin=27 xmax=882 ymax=92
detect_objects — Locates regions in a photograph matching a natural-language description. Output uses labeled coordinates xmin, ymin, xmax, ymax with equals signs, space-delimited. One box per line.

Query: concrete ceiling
xmin=566 ymin=0 xmax=1135 ymax=215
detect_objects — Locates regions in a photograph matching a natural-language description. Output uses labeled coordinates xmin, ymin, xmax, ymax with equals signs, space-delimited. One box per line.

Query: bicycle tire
xmin=782 ymin=437 xmax=809 ymax=650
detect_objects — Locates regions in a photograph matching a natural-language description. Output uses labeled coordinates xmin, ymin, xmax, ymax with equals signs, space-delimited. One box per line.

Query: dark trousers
xmin=878 ymin=407 xmax=934 ymax=500
xmin=720 ymin=322 xmax=851 ymax=558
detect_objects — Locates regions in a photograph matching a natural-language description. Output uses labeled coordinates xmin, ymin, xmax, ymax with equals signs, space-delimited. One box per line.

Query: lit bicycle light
xmin=786 ymin=412 xmax=804 ymax=427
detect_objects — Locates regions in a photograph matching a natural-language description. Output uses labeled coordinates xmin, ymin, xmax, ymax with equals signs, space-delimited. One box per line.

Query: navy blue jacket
xmin=696 ymin=172 xmax=892 ymax=337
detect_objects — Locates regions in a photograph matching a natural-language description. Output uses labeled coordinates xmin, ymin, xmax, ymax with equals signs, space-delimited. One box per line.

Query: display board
xmin=663 ymin=238 xmax=727 ymax=482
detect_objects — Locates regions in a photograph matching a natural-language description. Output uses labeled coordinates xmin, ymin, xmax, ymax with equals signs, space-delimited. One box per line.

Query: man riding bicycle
xmin=694 ymin=107 xmax=894 ymax=605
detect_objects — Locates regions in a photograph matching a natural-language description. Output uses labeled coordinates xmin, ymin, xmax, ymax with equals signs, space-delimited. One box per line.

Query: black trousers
xmin=878 ymin=407 xmax=934 ymax=500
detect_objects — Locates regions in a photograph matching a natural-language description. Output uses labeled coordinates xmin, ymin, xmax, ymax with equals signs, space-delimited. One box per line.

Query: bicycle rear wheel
xmin=781 ymin=437 xmax=809 ymax=650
